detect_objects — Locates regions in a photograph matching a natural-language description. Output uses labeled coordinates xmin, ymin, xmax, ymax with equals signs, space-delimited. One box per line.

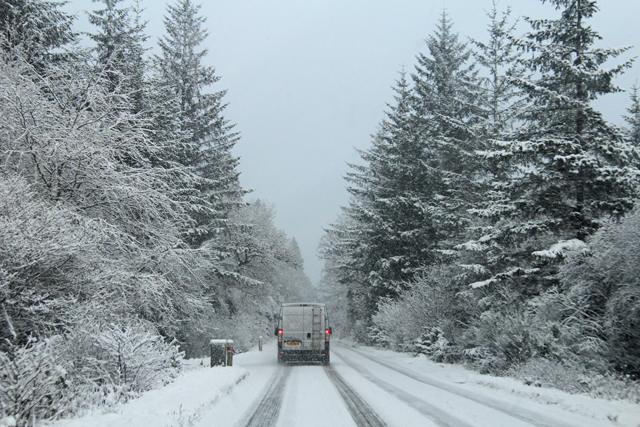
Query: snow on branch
xmin=532 ymin=239 xmax=587 ymax=259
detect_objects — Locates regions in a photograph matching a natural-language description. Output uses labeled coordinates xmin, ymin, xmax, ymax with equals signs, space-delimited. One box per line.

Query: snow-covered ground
xmin=45 ymin=340 xmax=640 ymax=427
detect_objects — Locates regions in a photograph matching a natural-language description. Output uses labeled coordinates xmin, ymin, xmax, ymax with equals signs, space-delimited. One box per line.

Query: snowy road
xmin=51 ymin=340 xmax=639 ymax=427
xmin=332 ymin=345 xmax=563 ymax=427
xmin=234 ymin=343 xmax=606 ymax=427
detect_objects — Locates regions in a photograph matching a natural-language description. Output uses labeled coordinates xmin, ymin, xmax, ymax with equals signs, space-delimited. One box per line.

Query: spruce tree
xmin=88 ymin=0 xmax=149 ymax=108
xmin=470 ymin=2 xmax=525 ymax=137
xmin=624 ymin=83 xmax=640 ymax=148
xmin=152 ymin=0 xmax=245 ymax=248
xmin=322 ymin=68 xmax=458 ymax=331
xmin=322 ymin=14 xmax=484 ymax=332
xmin=461 ymin=3 xmax=529 ymax=282
xmin=468 ymin=0 xmax=639 ymax=297
xmin=410 ymin=10 xmax=482 ymax=256
xmin=0 ymin=0 xmax=76 ymax=69
xmin=508 ymin=0 xmax=637 ymax=241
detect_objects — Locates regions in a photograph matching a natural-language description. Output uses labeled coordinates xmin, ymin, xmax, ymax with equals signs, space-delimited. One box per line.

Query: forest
xmin=319 ymin=0 xmax=640 ymax=402
xmin=0 ymin=0 xmax=316 ymax=423
xmin=1 ymin=0 xmax=640 ymax=425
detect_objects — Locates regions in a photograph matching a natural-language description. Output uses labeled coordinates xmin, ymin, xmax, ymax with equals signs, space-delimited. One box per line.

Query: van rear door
xmin=281 ymin=305 xmax=325 ymax=351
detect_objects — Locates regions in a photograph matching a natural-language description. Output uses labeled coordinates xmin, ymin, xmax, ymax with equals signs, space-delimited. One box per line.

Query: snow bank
xmin=46 ymin=341 xmax=640 ymax=427
xmin=346 ymin=342 xmax=640 ymax=427
xmin=47 ymin=360 xmax=248 ymax=427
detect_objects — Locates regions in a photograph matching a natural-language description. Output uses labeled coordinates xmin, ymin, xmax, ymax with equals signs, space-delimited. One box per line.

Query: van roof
xmin=281 ymin=302 xmax=325 ymax=308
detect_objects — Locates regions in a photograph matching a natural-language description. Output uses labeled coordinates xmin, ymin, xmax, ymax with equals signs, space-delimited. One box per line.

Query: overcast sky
xmin=64 ymin=0 xmax=640 ymax=285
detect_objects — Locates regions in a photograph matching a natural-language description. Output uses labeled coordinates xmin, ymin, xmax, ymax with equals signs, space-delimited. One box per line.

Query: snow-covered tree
xmin=320 ymin=13 xmax=485 ymax=335
xmin=88 ymin=0 xmax=148 ymax=111
xmin=0 ymin=0 xmax=76 ymax=69
xmin=458 ymin=0 xmax=640 ymax=373
xmin=467 ymin=0 xmax=639 ymax=293
xmin=318 ymin=212 xmax=371 ymax=340
xmin=320 ymin=71 xmax=430 ymax=330
xmin=470 ymin=2 xmax=526 ymax=137
xmin=624 ymin=83 xmax=640 ymax=147
xmin=457 ymin=3 xmax=530 ymax=296
xmin=151 ymin=0 xmax=245 ymax=249
xmin=410 ymin=9 xmax=483 ymax=250
xmin=0 ymin=48 xmax=211 ymax=344
xmin=223 ymin=200 xmax=314 ymax=300
xmin=506 ymin=0 xmax=637 ymax=241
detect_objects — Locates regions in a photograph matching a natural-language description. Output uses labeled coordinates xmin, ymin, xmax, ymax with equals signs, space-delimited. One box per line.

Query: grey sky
xmin=65 ymin=0 xmax=640 ymax=285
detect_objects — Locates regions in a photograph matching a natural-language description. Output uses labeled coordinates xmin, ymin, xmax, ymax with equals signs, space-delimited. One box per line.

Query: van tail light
xmin=278 ymin=329 xmax=283 ymax=345
xmin=325 ymin=329 xmax=330 ymax=334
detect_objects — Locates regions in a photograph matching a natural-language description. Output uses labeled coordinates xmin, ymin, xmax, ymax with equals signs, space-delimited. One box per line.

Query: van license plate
xmin=285 ymin=342 xmax=300 ymax=346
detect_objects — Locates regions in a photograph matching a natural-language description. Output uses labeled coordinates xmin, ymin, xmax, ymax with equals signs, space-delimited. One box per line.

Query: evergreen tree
xmin=505 ymin=0 xmax=637 ymax=242
xmin=470 ymin=2 xmax=526 ymax=137
xmin=152 ymin=0 xmax=245 ymax=248
xmin=410 ymin=10 xmax=483 ymax=249
xmin=0 ymin=0 xmax=76 ymax=69
xmin=321 ymin=14 xmax=484 ymax=333
xmin=413 ymin=9 xmax=481 ymax=142
xmin=469 ymin=0 xmax=639 ymax=296
xmin=624 ymin=83 xmax=640 ymax=147
xmin=459 ymin=3 xmax=529 ymax=285
xmin=337 ymin=71 xmax=434 ymax=316
xmin=88 ymin=0 xmax=149 ymax=108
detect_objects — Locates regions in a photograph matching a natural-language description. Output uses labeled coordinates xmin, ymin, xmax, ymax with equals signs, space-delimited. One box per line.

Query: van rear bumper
xmin=279 ymin=348 xmax=328 ymax=362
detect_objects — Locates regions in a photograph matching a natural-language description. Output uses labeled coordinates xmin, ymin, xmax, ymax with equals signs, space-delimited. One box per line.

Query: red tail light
xmin=325 ymin=329 xmax=330 ymax=334
xmin=278 ymin=329 xmax=283 ymax=335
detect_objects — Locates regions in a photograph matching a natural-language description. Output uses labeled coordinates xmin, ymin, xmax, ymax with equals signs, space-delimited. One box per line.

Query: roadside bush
xmin=0 ymin=337 xmax=70 ymax=426
xmin=0 ymin=317 xmax=184 ymax=425
xmin=560 ymin=208 xmax=640 ymax=377
xmin=372 ymin=266 xmax=466 ymax=352
xmin=412 ymin=327 xmax=463 ymax=363
xmin=509 ymin=357 xmax=640 ymax=403
xmin=63 ymin=316 xmax=183 ymax=406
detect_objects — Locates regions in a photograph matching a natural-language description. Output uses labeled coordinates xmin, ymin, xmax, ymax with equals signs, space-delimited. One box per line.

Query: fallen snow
xmin=44 ymin=340 xmax=640 ymax=427
xmin=344 ymin=343 xmax=640 ymax=427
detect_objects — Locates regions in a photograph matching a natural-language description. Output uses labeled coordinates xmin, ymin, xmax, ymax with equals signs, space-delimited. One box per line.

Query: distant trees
xmin=320 ymin=0 xmax=640 ymax=385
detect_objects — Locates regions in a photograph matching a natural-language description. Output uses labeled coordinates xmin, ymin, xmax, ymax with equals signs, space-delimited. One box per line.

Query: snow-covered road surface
xmin=48 ymin=340 xmax=640 ymax=427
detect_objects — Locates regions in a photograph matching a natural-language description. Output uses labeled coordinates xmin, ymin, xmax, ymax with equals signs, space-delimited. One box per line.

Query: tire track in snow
xmin=237 ymin=366 xmax=291 ymax=427
xmin=338 ymin=345 xmax=581 ymax=427
xmin=323 ymin=365 xmax=388 ymax=427
xmin=334 ymin=348 xmax=474 ymax=427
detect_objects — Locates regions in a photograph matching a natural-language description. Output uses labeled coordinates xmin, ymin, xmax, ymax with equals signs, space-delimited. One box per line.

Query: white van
xmin=275 ymin=303 xmax=331 ymax=364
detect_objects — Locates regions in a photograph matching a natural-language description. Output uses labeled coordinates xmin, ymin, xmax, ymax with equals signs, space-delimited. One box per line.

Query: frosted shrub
xmin=371 ymin=296 xmax=420 ymax=349
xmin=372 ymin=267 xmax=466 ymax=354
xmin=413 ymin=327 xmax=460 ymax=362
xmin=560 ymin=208 xmax=640 ymax=377
xmin=472 ymin=312 xmax=534 ymax=364
xmin=509 ymin=357 xmax=640 ymax=402
xmin=63 ymin=318 xmax=183 ymax=406
xmin=366 ymin=325 xmax=390 ymax=348
xmin=0 ymin=337 xmax=70 ymax=426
